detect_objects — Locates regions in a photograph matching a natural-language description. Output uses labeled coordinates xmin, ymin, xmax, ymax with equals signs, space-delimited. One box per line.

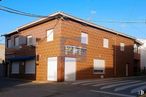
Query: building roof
xmin=5 ymin=12 xmax=142 ymax=44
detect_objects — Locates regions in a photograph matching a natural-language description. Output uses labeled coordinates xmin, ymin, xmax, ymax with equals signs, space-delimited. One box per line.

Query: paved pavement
xmin=0 ymin=76 xmax=146 ymax=97
xmin=70 ymin=76 xmax=146 ymax=97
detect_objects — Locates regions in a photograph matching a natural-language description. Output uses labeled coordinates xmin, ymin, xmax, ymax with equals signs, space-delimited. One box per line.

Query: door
xmin=0 ymin=64 xmax=3 ymax=77
xmin=65 ymin=57 xmax=76 ymax=81
xmin=126 ymin=64 xmax=128 ymax=76
xmin=47 ymin=57 xmax=57 ymax=81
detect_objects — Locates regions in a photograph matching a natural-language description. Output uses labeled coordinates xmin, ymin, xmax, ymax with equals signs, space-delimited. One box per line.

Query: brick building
xmin=5 ymin=12 xmax=141 ymax=81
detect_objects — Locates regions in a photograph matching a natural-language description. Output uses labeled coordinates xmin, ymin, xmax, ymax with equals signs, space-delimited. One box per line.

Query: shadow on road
xmin=0 ymin=77 xmax=31 ymax=90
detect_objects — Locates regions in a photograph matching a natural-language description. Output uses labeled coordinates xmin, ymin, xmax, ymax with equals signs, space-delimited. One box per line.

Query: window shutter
xmin=12 ymin=62 xmax=19 ymax=74
xmin=81 ymin=33 xmax=88 ymax=44
xmin=93 ymin=59 xmax=105 ymax=74
xmin=120 ymin=43 xmax=125 ymax=51
xmin=19 ymin=36 xmax=27 ymax=45
xmin=32 ymin=37 xmax=36 ymax=46
xmin=103 ymin=38 xmax=109 ymax=48
xmin=47 ymin=29 xmax=54 ymax=42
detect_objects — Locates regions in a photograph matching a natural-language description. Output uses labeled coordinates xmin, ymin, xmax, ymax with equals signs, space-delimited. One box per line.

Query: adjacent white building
xmin=138 ymin=39 xmax=146 ymax=71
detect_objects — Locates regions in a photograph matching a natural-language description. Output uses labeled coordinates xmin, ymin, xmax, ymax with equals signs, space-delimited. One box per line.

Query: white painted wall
xmin=138 ymin=39 xmax=146 ymax=71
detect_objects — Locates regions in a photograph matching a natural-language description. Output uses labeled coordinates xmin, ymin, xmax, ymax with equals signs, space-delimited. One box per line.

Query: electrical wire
xmin=0 ymin=5 xmax=48 ymax=18
xmin=90 ymin=20 xmax=146 ymax=24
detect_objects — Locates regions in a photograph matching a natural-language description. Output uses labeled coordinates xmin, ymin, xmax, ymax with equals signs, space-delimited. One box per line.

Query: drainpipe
xmin=114 ymin=33 xmax=118 ymax=77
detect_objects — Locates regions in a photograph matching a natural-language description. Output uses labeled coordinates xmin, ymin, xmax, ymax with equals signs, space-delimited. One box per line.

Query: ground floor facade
xmin=6 ymin=55 xmax=140 ymax=82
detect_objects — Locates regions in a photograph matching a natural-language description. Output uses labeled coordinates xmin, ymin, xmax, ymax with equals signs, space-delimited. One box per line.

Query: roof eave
xmin=6 ymin=11 xmax=137 ymax=41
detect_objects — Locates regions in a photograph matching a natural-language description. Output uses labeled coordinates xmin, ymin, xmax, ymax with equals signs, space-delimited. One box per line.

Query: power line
xmin=90 ymin=20 xmax=146 ymax=24
xmin=0 ymin=5 xmax=48 ymax=18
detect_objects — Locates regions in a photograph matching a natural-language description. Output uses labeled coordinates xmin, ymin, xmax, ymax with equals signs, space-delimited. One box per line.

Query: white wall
xmin=138 ymin=39 xmax=146 ymax=70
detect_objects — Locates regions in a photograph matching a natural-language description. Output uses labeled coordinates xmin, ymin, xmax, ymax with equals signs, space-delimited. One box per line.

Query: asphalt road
xmin=0 ymin=76 xmax=146 ymax=97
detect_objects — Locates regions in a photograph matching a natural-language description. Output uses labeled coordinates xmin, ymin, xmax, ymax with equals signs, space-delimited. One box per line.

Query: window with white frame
xmin=64 ymin=45 xmax=86 ymax=55
xmin=14 ymin=37 xmax=19 ymax=46
xmin=93 ymin=59 xmax=105 ymax=74
xmin=27 ymin=35 xmax=33 ymax=46
xmin=120 ymin=43 xmax=125 ymax=51
xmin=11 ymin=62 xmax=19 ymax=74
xmin=81 ymin=32 xmax=88 ymax=44
xmin=134 ymin=44 xmax=138 ymax=53
xmin=103 ymin=38 xmax=109 ymax=48
xmin=7 ymin=39 xmax=12 ymax=48
xmin=47 ymin=29 xmax=54 ymax=42
xmin=25 ymin=60 xmax=35 ymax=74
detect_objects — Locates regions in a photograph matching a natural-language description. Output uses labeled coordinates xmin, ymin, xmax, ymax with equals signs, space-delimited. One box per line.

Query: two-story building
xmin=5 ymin=12 xmax=141 ymax=81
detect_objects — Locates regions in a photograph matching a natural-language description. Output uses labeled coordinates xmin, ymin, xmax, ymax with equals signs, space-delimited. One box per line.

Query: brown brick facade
xmin=5 ymin=12 xmax=140 ymax=81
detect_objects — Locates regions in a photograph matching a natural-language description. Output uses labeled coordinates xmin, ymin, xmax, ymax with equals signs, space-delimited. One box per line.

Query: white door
xmin=47 ymin=57 xmax=57 ymax=81
xmin=65 ymin=57 xmax=76 ymax=81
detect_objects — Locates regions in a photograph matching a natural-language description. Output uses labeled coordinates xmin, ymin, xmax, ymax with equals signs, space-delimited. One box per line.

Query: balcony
xmin=6 ymin=45 xmax=36 ymax=57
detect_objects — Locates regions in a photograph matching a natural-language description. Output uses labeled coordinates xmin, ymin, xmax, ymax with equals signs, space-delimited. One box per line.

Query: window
xmin=65 ymin=45 xmax=74 ymax=55
xmin=7 ymin=39 xmax=12 ymax=48
xmin=11 ymin=62 xmax=19 ymax=74
xmin=134 ymin=44 xmax=138 ymax=53
xmin=14 ymin=37 xmax=19 ymax=46
xmin=93 ymin=59 xmax=105 ymax=74
xmin=65 ymin=45 xmax=87 ymax=55
xmin=120 ymin=43 xmax=125 ymax=51
xmin=25 ymin=60 xmax=35 ymax=74
xmin=103 ymin=38 xmax=109 ymax=48
xmin=27 ymin=35 xmax=32 ymax=46
xmin=81 ymin=33 xmax=88 ymax=44
xmin=47 ymin=29 xmax=54 ymax=42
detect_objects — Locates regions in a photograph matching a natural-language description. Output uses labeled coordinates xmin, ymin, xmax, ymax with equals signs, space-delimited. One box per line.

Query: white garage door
xmin=12 ymin=62 xmax=19 ymax=74
xmin=65 ymin=57 xmax=76 ymax=81
xmin=25 ymin=60 xmax=35 ymax=74
xmin=47 ymin=57 xmax=58 ymax=81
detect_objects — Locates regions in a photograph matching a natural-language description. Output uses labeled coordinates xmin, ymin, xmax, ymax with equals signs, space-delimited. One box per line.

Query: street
xmin=0 ymin=76 xmax=146 ymax=97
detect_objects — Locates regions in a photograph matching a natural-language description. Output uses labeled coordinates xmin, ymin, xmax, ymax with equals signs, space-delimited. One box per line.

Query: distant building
xmin=138 ymin=39 xmax=146 ymax=72
xmin=0 ymin=44 xmax=5 ymax=77
xmin=5 ymin=12 xmax=142 ymax=81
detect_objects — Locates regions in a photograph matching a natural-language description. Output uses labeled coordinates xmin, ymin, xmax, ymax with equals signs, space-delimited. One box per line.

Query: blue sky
xmin=0 ymin=0 xmax=146 ymax=44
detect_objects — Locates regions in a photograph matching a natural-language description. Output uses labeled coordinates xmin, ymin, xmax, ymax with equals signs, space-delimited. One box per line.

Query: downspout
xmin=114 ymin=33 xmax=118 ymax=77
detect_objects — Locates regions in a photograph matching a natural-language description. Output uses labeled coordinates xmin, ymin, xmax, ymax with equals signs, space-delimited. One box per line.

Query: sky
xmin=0 ymin=0 xmax=146 ymax=44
